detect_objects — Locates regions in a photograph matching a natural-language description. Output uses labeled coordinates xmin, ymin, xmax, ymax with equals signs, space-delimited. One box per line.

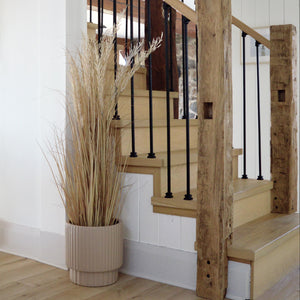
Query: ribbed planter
xmin=65 ymin=221 xmax=123 ymax=287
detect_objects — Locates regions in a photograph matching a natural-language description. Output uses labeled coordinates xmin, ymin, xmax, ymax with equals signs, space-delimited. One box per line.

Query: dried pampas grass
xmin=48 ymin=29 xmax=161 ymax=227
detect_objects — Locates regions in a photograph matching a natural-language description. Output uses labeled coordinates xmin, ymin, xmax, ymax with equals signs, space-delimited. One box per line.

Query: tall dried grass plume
xmin=47 ymin=29 xmax=161 ymax=227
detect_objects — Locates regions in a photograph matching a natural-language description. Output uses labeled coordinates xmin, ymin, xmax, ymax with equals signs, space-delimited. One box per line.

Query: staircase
xmin=111 ymin=60 xmax=299 ymax=299
xmin=88 ymin=21 xmax=299 ymax=299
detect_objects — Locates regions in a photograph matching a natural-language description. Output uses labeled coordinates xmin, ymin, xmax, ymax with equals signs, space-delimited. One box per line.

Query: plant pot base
xmin=69 ymin=269 xmax=119 ymax=287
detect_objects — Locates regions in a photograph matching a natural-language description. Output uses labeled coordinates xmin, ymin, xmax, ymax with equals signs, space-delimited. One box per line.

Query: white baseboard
xmin=121 ymin=239 xmax=197 ymax=291
xmin=0 ymin=220 xmax=250 ymax=297
xmin=0 ymin=219 xmax=66 ymax=270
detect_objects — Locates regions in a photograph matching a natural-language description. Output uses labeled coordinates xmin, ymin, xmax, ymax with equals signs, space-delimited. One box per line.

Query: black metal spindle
xmin=90 ymin=0 xmax=92 ymax=23
xmin=100 ymin=0 xmax=104 ymax=37
xmin=125 ymin=0 xmax=128 ymax=55
xmin=182 ymin=15 xmax=187 ymax=119
xmin=98 ymin=0 xmax=101 ymax=43
xmin=256 ymin=41 xmax=264 ymax=180
xmin=130 ymin=0 xmax=137 ymax=157
xmin=195 ymin=25 xmax=198 ymax=93
xmin=242 ymin=31 xmax=248 ymax=179
xmin=182 ymin=16 xmax=192 ymax=200
xmin=169 ymin=8 xmax=174 ymax=91
xmin=147 ymin=0 xmax=156 ymax=159
xmin=138 ymin=0 xmax=141 ymax=44
xmin=164 ymin=3 xmax=173 ymax=198
xmin=113 ymin=0 xmax=120 ymax=120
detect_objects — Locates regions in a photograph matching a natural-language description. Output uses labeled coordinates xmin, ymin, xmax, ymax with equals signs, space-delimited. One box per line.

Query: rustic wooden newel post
xmin=196 ymin=0 xmax=233 ymax=299
xmin=270 ymin=25 xmax=298 ymax=214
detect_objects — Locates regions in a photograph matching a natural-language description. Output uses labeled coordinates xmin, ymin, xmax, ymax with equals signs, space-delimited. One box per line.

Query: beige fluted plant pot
xmin=65 ymin=221 xmax=123 ymax=287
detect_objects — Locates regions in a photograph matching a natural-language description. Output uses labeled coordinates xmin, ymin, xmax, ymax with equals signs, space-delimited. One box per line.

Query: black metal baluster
xmin=98 ymin=0 xmax=101 ymax=43
xmin=182 ymin=15 xmax=186 ymax=119
xmin=130 ymin=0 xmax=137 ymax=157
xmin=100 ymin=0 xmax=104 ymax=37
xmin=138 ymin=0 xmax=141 ymax=44
xmin=113 ymin=0 xmax=120 ymax=120
xmin=125 ymin=0 xmax=128 ymax=55
xmin=195 ymin=25 xmax=198 ymax=93
xmin=169 ymin=8 xmax=174 ymax=91
xmin=147 ymin=0 xmax=156 ymax=159
xmin=256 ymin=41 xmax=264 ymax=180
xmin=242 ymin=31 xmax=248 ymax=179
xmin=164 ymin=3 xmax=173 ymax=198
xmin=90 ymin=0 xmax=92 ymax=23
xmin=183 ymin=16 xmax=192 ymax=200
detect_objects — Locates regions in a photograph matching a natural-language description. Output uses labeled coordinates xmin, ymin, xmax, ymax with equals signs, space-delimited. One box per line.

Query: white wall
xmin=232 ymin=0 xmax=299 ymax=192
xmin=0 ymin=0 xmax=86 ymax=267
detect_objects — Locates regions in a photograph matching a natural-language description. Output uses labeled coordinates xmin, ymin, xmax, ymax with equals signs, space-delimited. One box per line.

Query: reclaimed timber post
xmin=270 ymin=25 xmax=298 ymax=214
xmin=196 ymin=0 xmax=233 ymax=299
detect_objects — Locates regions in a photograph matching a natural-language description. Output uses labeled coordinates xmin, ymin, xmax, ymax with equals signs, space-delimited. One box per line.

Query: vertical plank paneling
xmin=270 ymin=0 xmax=285 ymax=25
xmin=159 ymin=215 xmax=181 ymax=249
xmin=196 ymin=0 xmax=233 ymax=298
xmin=180 ymin=217 xmax=196 ymax=252
xmin=270 ymin=24 xmax=298 ymax=213
xmin=120 ymin=174 xmax=140 ymax=241
xmin=255 ymin=0 xmax=269 ymax=27
xmin=139 ymin=174 xmax=159 ymax=245
xmin=242 ymin=0 xmax=256 ymax=27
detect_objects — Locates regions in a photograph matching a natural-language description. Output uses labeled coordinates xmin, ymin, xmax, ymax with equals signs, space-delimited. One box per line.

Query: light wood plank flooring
xmin=0 ymin=252 xmax=298 ymax=299
xmin=0 ymin=252 xmax=199 ymax=299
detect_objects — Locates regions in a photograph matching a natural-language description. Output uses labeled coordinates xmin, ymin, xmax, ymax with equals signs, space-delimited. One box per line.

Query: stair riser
xmin=252 ymin=232 xmax=299 ymax=299
xmin=118 ymin=125 xmax=198 ymax=155
xmin=108 ymin=69 xmax=147 ymax=90
xmin=233 ymin=191 xmax=272 ymax=228
xmin=118 ymin=96 xmax=173 ymax=120
xmin=160 ymin=163 xmax=198 ymax=196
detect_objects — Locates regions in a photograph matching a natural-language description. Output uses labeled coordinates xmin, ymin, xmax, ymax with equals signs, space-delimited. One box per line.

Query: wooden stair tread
xmin=112 ymin=119 xmax=199 ymax=128
xmin=151 ymin=179 xmax=273 ymax=218
xmin=124 ymin=147 xmax=242 ymax=168
xmin=120 ymin=89 xmax=178 ymax=98
xmin=228 ymin=213 xmax=300 ymax=261
xmin=233 ymin=179 xmax=273 ymax=201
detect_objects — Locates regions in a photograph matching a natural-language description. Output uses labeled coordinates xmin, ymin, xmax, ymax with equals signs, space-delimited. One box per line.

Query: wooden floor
xmin=0 ymin=252 xmax=199 ymax=300
xmin=0 ymin=252 xmax=298 ymax=299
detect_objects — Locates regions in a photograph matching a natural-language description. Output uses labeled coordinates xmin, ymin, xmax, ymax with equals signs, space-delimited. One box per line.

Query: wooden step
xmin=123 ymin=148 xmax=242 ymax=197
xmin=113 ymin=119 xmax=199 ymax=155
xmin=233 ymin=179 xmax=273 ymax=227
xmin=118 ymin=90 xmax=178 ymax=120
xmin=109 ymin=66 xmax=147 ymax=90
xmin=151 ymin=179 xmax=273 ymax=228
xmin=228 ymin=213 xmax=299 ymax=299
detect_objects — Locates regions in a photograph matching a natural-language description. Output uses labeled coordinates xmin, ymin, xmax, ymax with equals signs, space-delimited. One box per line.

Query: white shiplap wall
xmin=121 ymin=173 xmax=196 ymax=252
xmin=232 ymin=0 xmax=299 ymax=185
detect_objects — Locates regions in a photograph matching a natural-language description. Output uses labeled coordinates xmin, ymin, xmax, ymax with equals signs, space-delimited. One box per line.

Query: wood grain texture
xmin=256 ymin=267 xmax=300 ymax=300
xmin=251 ymin=233 xmax=299 ymax=299
xmin=151 ymin=179 xmax=273 ymax=227
xmin=231 ymin=16 xmax=270 ymax=48
xmin=270 ymin=25 xmax=298 ymax=214
xmin=196 ymin=0 xmax=233 ymax=298
xmin=228 ymin=213 xmax=299 ymax=261
xmin=0 ymin=252 xmax=201 ymax=299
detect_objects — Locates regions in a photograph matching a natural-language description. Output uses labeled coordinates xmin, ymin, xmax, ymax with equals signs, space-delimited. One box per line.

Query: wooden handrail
xmin=163 ymin=0 xmax=271 ymax=49
xmin=232 ymin=16 xmax=270 ymax=49
xmin=164 ymin=0 xmax=197 ymax=24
